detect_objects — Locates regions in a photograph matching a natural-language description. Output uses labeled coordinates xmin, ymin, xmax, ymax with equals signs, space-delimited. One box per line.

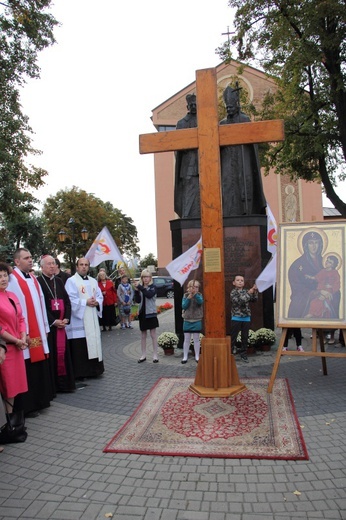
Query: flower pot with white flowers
xmin=254 ymin=328 xmax=276 ymax=351
xmin=157 ymin=332 xmax=179 ymax=356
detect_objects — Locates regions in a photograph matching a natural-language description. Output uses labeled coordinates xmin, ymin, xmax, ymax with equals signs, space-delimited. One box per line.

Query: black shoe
xmin=138 ymin=358 xmax=146 ymax=363
xmin=181 ymin=359 xmax=187 ymax=364
xmin=153 ymin=359 xmax=159 ymax=363
xmin=241 ymin=354 xmax=249 ymax=363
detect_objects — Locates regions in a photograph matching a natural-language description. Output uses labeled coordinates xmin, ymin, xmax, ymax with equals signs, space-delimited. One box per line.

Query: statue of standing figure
xmin=173 ymin=86 xmax=267 ymax=219
xmin=174 ymin=94 xmax=200 ymax=219
xmin=220 ymin=86 xmax=266 ymax=217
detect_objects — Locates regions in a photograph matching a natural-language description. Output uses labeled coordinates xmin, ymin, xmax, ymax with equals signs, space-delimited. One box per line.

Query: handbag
xmin=0 ymin=400 xmax=27 ymax=444
xmin=114 ymin=309 xmax=121 ymax=326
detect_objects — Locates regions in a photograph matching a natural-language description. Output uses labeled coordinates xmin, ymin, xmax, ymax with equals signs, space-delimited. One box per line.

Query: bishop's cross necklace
xmin=42 ymin=275 xmax=60 ymax=310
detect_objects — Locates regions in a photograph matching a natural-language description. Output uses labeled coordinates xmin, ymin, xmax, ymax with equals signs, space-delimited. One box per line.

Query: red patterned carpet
xmin=104 ymin=377 xmax=308 ymax=460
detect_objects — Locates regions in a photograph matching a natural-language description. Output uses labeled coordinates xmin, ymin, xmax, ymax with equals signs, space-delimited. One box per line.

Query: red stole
xmin=52 ymin=298 xmax=67 ymax=376
xmin=12 ymin=271 xmax=46 ymax=362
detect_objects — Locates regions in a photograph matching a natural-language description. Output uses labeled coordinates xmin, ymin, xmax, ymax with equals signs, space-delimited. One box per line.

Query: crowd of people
xmin=0 ymin=250 xmax=176 ymax=450
xmin=0 ymin=249 xmax=136 ymax=451
xmin=0 ymin=253 xmax=206 ymax=451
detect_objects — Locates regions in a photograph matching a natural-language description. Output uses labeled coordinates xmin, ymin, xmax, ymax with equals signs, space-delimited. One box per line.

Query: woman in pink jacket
xmin=0 ymin=262 xmax=28 ymax=413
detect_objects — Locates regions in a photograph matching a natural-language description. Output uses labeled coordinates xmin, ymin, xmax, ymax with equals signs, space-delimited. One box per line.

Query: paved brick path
xmin=1 ymin=302 xmax=346 ymax=519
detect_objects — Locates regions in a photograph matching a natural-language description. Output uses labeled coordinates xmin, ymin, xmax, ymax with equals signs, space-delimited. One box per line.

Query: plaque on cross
xmin=140 ymin=67 xmax=284 ymax=396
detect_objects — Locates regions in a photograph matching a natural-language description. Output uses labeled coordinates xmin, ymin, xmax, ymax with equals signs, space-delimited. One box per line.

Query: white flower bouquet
xmin=157 ymin=332 xmax=179 ymax=349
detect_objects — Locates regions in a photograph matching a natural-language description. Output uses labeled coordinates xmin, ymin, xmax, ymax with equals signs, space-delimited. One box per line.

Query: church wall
xmin=299 ymin=180 xmax=324 ymax=222
xmin=262 ymin=172 xmax=323 ymax=226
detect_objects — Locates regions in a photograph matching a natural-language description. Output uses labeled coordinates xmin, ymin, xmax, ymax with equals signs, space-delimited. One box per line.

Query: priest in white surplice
xmin=65 ymin=258 xmax=104 ymax=379
xmin=8 ymin=248 xmax=54 ymax=416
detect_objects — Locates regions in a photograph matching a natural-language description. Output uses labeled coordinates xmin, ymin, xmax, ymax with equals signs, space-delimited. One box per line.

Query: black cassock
xmin=37 ymin=274 xmax=75 ymax=393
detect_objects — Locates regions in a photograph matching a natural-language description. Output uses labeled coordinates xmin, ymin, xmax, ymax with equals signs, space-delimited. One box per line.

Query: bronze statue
xmin=174 ymin=94 xmax=200 ymax=218
xmin=220 ymin=86 xmax=266 ymax=216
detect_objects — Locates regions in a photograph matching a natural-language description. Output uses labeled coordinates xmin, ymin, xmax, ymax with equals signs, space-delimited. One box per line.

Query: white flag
xmin=166 ymin=236 xmax=202 ymax=286
xmin=256 ymin=253 xmax=277 ymax=293
xmin=85 ymin=226 xmax=124 ymax=267
xmin=266 ymin=204 xmax=277 ymax=255
xmin=126 ymin=258 xmax=138 ymax=271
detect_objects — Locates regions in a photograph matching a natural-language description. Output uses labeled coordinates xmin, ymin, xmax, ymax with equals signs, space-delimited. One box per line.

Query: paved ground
xmin=1 ymin=300 xmax=346 ymax=520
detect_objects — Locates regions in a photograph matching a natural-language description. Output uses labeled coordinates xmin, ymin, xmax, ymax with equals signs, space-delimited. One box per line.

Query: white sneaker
xmin=282 ymin=347 xmax=288 ymax=351
xmin=297 ymin=345 xmax=304 ymax=352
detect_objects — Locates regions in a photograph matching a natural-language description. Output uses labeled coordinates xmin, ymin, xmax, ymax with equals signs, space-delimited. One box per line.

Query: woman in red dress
xmin=97 ymin=271 xmax=118 ymax=331
xmin=0 ymin=262 xmax=28 ymax=412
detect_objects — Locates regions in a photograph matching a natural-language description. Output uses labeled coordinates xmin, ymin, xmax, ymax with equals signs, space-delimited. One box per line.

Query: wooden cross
xmin=140 ymin=67 xmax=284 ymax=395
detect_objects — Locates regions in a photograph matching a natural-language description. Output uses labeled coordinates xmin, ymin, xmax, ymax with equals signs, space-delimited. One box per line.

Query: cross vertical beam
xmin=196 ymin=68 xmax=226 ymax=338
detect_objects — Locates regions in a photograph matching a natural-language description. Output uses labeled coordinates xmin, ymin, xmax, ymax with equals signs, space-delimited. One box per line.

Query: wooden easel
xmin=140 ymin=67 xmax=284 ymax=397
xmin=268 ymin=327 xmax=346 ymax=393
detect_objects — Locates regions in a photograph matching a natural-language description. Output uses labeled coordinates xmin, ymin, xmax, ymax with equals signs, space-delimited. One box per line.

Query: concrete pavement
xmin=1 ymin=303 xmax=346 ymax=520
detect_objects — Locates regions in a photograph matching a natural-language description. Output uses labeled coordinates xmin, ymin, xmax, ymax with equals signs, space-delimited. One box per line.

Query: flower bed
xmin=131 ymin=301 xmax=173 ymax=320
xmin=156 ymin=302 xmax=174 ymax=314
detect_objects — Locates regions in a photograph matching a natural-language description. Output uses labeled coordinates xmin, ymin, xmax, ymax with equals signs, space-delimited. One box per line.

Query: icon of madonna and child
xmin=279 ymin=224 xmax=345 ymax=327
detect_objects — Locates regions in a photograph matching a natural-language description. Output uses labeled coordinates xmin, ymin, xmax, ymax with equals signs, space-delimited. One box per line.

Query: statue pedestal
xmin=170 ymin=215 xmax=273 ymax=337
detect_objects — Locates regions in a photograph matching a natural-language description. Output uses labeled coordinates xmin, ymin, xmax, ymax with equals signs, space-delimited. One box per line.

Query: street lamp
xmin=58 ymin=218 xmax=89 ymax=273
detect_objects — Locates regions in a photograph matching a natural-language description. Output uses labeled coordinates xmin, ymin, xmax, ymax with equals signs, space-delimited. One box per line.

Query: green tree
xmin=0 ymin=1 xmax=58 ymax=218
xmin=140 ymin=253 xmax=158 ymax=269
xmin=0 ymin=211 xmax=54 ymax=262
xmin=42 ymin=187 xmax=139 ymax=267
xmin=218 ymin=0 xmax=346 ymax=215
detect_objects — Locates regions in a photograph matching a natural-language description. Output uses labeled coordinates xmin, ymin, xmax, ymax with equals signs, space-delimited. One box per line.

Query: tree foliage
xmin=140 ymin=253 xmax=158 ymax=269
xmin=0 ymin=1 xmax=58 ymax=218
xmin=42 ymin=187 xmax=139 ymax=265
xmin=218 ymin=0 xmax=346 ymax=215
xmin=0 ymin=211 xmax=54 ymax=262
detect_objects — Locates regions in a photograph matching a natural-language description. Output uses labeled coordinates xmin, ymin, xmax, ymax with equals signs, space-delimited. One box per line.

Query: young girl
xmin=181 ymin=279 xmax=203 ymax=364
xmin=134 ymin=269 xmax=159 ymax=363
xmin=117 ymin=274 xmax=134 ymax=329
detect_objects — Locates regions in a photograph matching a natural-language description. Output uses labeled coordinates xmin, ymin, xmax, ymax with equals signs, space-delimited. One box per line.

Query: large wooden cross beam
xmin=140 ymin=67 xmax=284 ymax=396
